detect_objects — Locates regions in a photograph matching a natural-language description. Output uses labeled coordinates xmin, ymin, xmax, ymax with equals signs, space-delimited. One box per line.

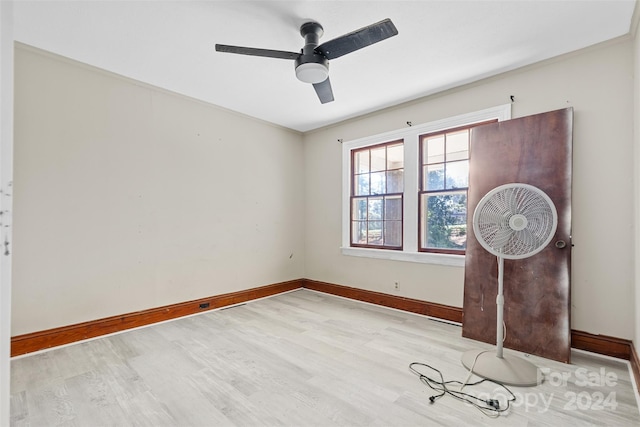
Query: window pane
xmin=370 ymin=171 xmax=385 ymax=195
xmin=384 ymin=196 xmax=402 ymax=220
xmin=370 ymin=147 xmax=386 ymax=172
xmin=386 ymin=169 xmax=403 ymax=193
xmin=355 ymin=150 xmax=369 ymax=173
xmin=368 ymin=221 xmax=383 ymax=245
xmin=422 ymin=192 xmax=468 ymax=250
xmin=352 ymin=221 xmax=367 ymax=245
xmin=426 ymin=136 xmax=445 ymax=164
xmin=387 ymin=144 xmax=404 ymax=169
xmin=446 ymin=130 xmax=469 ymax=161
xmin=425 ymin=164 xmax=445 ymax=190
xmin=350 ymin=140 xmax=404 ymax=250
xmin=352 ymin=198 xmax=367 ymax=220
xmin=446 ymin=160 xmax=469 ymax=189
xmin=384 ymin=221 xmax=402 ymax=247
xmin=368 ymin=197 xmax=383 ymax=220
xmin=355 ymin=174 xmax=369 ymax=196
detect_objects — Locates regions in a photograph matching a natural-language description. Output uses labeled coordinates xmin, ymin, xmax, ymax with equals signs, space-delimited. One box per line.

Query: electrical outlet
xmin=199 ymin=302 xmax=210 ymax=309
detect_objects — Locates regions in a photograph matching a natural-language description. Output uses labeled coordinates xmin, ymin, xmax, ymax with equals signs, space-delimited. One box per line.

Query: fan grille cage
xmin=473 ymin=183 xmax=558 ymax=259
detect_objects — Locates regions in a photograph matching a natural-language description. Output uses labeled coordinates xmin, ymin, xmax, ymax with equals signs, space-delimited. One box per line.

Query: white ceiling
xmin=13 ymin=0 xmax=637 ymax=132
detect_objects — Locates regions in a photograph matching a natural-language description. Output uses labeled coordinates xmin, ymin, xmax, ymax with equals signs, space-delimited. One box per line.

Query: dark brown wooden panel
xmin=463 ymin=108 xmax=573 ymax=363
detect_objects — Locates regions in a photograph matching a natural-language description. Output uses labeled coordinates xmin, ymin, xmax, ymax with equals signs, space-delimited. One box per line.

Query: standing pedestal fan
xmin=461 ymin=183 xmax=558 ymax=387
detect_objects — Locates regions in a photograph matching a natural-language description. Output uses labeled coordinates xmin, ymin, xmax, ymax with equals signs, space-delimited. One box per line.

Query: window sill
xmin=340 ymin=247 xmax=465 ymax=267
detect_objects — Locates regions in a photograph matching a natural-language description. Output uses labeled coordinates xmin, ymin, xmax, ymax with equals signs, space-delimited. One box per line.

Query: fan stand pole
xmin=496 ymin=256 xmax=505 ymax=359
xmin=460 ymin=256 xmax=540 ymax=387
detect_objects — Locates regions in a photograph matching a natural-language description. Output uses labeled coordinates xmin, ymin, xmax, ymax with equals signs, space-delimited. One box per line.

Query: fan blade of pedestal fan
xmin=488 ymin=225 xmax=513 ymax=251
xmin=508 ymin=229 xmax=537 ymax=255
xmin=504 ymin=186 xmax=520 ymax=214
xmin=525 ymin=206 xmax=555 ymax=233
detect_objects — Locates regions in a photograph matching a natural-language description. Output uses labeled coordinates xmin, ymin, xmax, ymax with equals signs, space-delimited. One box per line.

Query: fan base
xmin=461 ymin=349 xmax=540 ymax=387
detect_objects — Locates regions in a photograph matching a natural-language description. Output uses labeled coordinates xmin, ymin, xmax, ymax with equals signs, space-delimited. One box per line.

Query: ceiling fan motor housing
xmin=295 ymin=21 xmax=329 ymax=84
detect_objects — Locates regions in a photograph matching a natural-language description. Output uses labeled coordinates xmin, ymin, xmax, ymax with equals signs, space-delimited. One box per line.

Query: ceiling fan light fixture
xmin=295 ymin=62 xmax=329 ymax=84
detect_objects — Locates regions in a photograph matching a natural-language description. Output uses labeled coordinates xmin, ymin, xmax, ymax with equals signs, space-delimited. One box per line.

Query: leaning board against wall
xmin=463 ymin=108 xmax=573 ymax=363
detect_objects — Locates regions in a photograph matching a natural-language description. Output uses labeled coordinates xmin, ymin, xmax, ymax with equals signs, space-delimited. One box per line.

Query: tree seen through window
xmin=419 ymin=128 xmax=471 ymax=253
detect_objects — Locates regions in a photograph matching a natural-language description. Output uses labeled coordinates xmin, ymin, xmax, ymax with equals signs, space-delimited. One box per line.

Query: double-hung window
xmin=342 ymin=104 xmax=511 ymax=266
xmin=351 ymin=140 xmax=404 ymax=249
xmin=419 ymin=126 xmax=472 ymax=254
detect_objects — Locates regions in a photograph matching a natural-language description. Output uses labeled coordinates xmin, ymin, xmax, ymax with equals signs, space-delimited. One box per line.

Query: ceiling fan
xmin=215 ymin=19 xmax=398 ymax=104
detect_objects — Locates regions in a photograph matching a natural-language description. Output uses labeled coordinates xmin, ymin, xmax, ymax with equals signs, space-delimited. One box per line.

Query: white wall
xmin=11 ymin=30 xmax=639 ymax=346
xmin=12 ymin=44 xmax=305 ymax=336
xmin=0 ymin=1 xmax=13 ymax=423
xmin=633 ymin=7 xmax=640 ymax=352
xmin=304 ymin=38 xmax=635 ymax=340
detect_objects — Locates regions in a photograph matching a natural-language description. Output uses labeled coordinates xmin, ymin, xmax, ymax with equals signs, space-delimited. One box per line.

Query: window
xmin=341 ymin=104 xmax=511 ymax=266
xmin=351 ymin=141 xmax=404 ymax=249
xmin=419 ymin=126 xmax=473 ymax=254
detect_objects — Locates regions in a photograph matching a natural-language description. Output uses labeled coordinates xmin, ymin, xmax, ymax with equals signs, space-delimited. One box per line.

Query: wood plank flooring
xmin=10 ymin=289 xmax=640 ymax=426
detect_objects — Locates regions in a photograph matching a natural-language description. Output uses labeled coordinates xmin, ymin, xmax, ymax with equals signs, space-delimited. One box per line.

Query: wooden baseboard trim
xmin=300 ymin=280 xmax=639 ymax=377
xmin=570 ymin=329 xmax=632 ymax=360
xmin=300 ymin=279 xmax=463 ymax=323
xmin=571 ymin=331 xmax=640 ymax=393
xmin=11 ymin=276 xmax=640 ymax=393
xmin=11 ymin=279 xmax=303 ymax=357
xmin=630 ymin=342 xmax=640 ymax=393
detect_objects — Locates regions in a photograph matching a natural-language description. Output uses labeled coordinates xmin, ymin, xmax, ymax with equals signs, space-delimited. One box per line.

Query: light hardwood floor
xmin=10 ymin=289 xmax=640 ymax=426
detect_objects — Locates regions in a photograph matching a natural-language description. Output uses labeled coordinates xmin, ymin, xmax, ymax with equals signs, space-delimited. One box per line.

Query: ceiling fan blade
xmin=313 ymin=77 xmax=334 ymax=104
xmin=316 ymin=18 xmax=398 ymax=60
xmin=215 ymin=44 xmax=299 ymax=60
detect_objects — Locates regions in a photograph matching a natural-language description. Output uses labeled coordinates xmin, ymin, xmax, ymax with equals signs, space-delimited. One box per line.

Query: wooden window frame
xmin=418 ymin=121 xmax=496 ymax=255
xmin=340 ymin=104 xmax=511 ymax=267
xmin=350 ymin=140 xmax=404 ymax=250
